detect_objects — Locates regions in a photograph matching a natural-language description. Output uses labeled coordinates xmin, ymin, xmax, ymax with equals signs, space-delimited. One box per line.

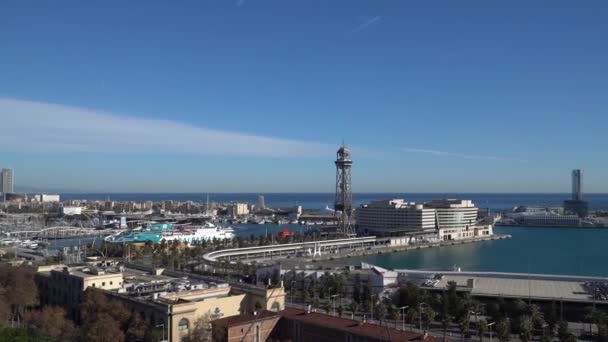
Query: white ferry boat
xmin=106 ymin=222 xmax=234 ymax=245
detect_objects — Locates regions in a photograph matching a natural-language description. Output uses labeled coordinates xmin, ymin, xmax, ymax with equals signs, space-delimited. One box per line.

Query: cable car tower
xmin=334 ymin=144 xmax=355 ymax=236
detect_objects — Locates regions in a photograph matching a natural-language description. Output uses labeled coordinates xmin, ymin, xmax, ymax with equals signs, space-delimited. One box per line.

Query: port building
xmin=356 ymin=198 xmax=493 ymax=240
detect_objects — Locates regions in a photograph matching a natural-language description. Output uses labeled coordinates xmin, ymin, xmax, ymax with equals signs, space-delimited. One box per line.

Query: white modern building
xmin=356 ymin=199 xmax=436 ymax=236
xmin=356 ymin=198 xmax=493 ymax=240
xmin=426 ymin=199 xmax=493 ymax=240
xmin=37 ymin=194 xmax=60 ymax=202
xmin=61 ymin=206 xmax=83 ymax=216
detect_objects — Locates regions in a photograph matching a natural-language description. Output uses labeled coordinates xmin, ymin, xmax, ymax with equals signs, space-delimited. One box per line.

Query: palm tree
xmin=349 ymin=302 xmax=359 ymax=317
xmin=457 ymin=312 xmax=470 ymax=341
xmin=518 ymin=315 xmax=533 ymax=342
xmin=478 ymin=320 xmax=488 ymax=342
xmin=422 ymin=306 xmax=436 ymax=332
xmin=527 ymin=303 xmax=545 ymax=331
xmin=495 ymin=319 xmax=511 ymax=342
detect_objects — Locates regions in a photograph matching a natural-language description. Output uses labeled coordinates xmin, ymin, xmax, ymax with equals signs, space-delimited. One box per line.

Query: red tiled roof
xmin=212 ymin=310 xmax=280 ymax=327
xmin=279 ymin=308 xmax=444 ymax=342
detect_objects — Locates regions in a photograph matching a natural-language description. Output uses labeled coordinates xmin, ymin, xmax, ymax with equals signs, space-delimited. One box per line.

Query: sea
xmin=58 ymin=192 xmax=608 ymax=211
xmin=52 ymin=193 xmax=608 ymax=277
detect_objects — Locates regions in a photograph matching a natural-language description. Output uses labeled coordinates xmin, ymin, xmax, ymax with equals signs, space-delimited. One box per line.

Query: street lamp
xmin=471 ymin=310 xmax=481 ymax=338
xmin=399 ymin=306 xmax=409 ymax=331
xmin=155 ymin=324 xmax=166 ymax=342
xmin=487 ymin=322 xmax=495 ymax=342
xmin=419 ymin=303 xmax=428 ymax=331
xmin=331 ymin=294 xmax=339 ymax=316
xmin=290 ymin=280 xmax=296 ymax=304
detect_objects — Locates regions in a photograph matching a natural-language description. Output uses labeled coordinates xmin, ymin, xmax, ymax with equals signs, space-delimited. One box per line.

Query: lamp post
xmin=331 ymin=294 xmax=339 ymax=316
xmin=471 ymin=310 xmax=481 ymax=338
xmin=155 ymin=323 xmax=166 ymax=342
xmin=419 ymin=303 xmax=428 ymax=331
xmin=399 ymin=306 xmax=409 ymax=331
xmin=487 ymin=322 xmax=495 ymax=342
xmin=291 ymin=280 xmax=296 ymax=304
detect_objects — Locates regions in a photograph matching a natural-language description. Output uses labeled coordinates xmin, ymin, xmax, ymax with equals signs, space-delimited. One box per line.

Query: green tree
xmin=457 ymin=312 xmax=470 ymax=341
xmin=478 ymin=320 xmax=488 ymax=342
xmin=361 ymin=282 xmax=372 ymax=312
xmin=184 ymin=314 xmax=213 ymax=342
xmin=518 ymin=315 xmax=533 ymax=342
xmin=0 ymin=264 xmax=39 ymax=327
xmin=374 ymin=300 xmax=387 ymax=322
xmin=26 ymin=306 xmax=76 ymax=341
xmin=495 ymin=319 xmax=511 ymax=342
xmin=82 ymin=312 xmax=125 ymax=342
xmin=352 ymin=275 xmax=361 ymax=304
xmin=422 ymin=306 xmax=436 ymax=332
xmin=349 ymin=302 xmax=359 ymax=316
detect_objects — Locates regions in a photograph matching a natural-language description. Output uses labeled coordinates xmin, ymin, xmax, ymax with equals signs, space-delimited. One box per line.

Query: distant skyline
xmin=1 ymin=1 xmax=607 ymax=193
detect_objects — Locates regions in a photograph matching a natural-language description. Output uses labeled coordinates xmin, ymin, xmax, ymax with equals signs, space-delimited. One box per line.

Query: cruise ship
xmin=105 ymin=222 xmax=234 ymax=245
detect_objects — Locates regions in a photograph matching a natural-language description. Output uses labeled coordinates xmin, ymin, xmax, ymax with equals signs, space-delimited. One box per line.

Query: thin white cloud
xmin=351 ymin=16 xmax=381 ymax=33
xmin=0 ymin=98 xmax=337 ymax=158
xmin=402 ymin=147 xmax=528 ymax=162
xmin=236 ymin=0 xmax=245 ymax=7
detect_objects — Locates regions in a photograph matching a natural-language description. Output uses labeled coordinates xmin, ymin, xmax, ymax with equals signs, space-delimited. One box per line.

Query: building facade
xmin=36 ymin=262 xmax=285 ymax=342
xmin=356 ymin=199 xmax=436 ymax=236
xmin=564 ymin=169 xmax=588 ymax=217
xmin=1 ymin=168 xmax=14 ymax=195
xmin=228 ymin=203 xmax=250 ymax=217
xmin=357 ymin=198 xmax=493 ymax=240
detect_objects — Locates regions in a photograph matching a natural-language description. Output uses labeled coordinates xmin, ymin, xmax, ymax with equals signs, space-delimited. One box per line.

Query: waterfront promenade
xmin=203 ymin=234 xmax=511 ymax=263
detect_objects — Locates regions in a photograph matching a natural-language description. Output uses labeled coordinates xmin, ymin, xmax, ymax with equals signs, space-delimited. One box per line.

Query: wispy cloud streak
xmin=351 ymin=16 xmax=381 ymax=33
xmin=236 ymin=0 xmax=245 ymax=7
xmin=402 ymin=147 xmax=528 ymax=162
xmin=0 ymin=98 xmax=336 ymax=158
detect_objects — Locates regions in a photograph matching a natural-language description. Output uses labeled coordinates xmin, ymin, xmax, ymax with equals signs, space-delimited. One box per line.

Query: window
xmin=110 ymin=281 xmax=113 ymax=285
xmin=178 ymin=318 xmax=189 ymax=331
xmin=102 ymin=282 xmax=106 ymax=286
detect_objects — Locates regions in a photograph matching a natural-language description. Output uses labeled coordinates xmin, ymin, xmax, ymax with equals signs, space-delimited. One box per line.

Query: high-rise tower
xmin=1 ymin=168 xmax=14 ymax=194
xmin=564 ymin=169 xmax=588 ymax=217
xmin=572 ymin=169 xmax=582 ymax=201
xmin=334 ymin=145 xmax=354 ymax=236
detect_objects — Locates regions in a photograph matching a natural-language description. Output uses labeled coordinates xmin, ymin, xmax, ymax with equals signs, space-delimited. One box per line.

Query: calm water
xmin=49 ymin=225 xmax=608 ymax=276
xmin=345 ymin=226 xmax=608 ymax=277
xmin=59 ymin=193 xmax=608 ymax=211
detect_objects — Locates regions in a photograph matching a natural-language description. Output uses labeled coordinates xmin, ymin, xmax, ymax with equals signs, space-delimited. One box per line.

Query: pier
xmin=203 ymin=234 xmax=511 ymax=263
xmin=3 ymin=227 xmax=116 ymax=239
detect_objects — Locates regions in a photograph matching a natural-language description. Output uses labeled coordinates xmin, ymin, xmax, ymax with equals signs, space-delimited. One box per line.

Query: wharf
xmin=311 ymin=234 xmax=511 ymax=263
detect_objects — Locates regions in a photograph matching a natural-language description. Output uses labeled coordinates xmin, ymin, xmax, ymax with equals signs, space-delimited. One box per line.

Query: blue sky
xmin=1 ymin=0 xmax=607 ymax=193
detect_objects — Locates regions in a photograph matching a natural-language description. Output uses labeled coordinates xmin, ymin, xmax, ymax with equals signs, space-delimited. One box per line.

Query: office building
xmin=1 ymin=168 xmax=14 ymax=195
xmin=356 ymin=199 xmax=436 ymax=236
xmin=39 ymin=194 xmax=60 ymax=202
xmin=564 ymin=169 xmax=588 ymax=217
xmin=357 ymin=198 xmax=493 ymax=240
xmin=258 ymin=195 xmax=265 ymax=210
xmin=228 ymin=203 xmax=250 ymax=217
xmin=572 ymin=169 xmax=582 ymax=201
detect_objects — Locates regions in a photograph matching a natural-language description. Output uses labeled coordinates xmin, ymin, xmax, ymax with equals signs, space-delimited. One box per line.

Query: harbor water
xmin=49 ymin=225 xmax=608 ymax=277
xmin=343 ymin=226 xmax=608 ymax=277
